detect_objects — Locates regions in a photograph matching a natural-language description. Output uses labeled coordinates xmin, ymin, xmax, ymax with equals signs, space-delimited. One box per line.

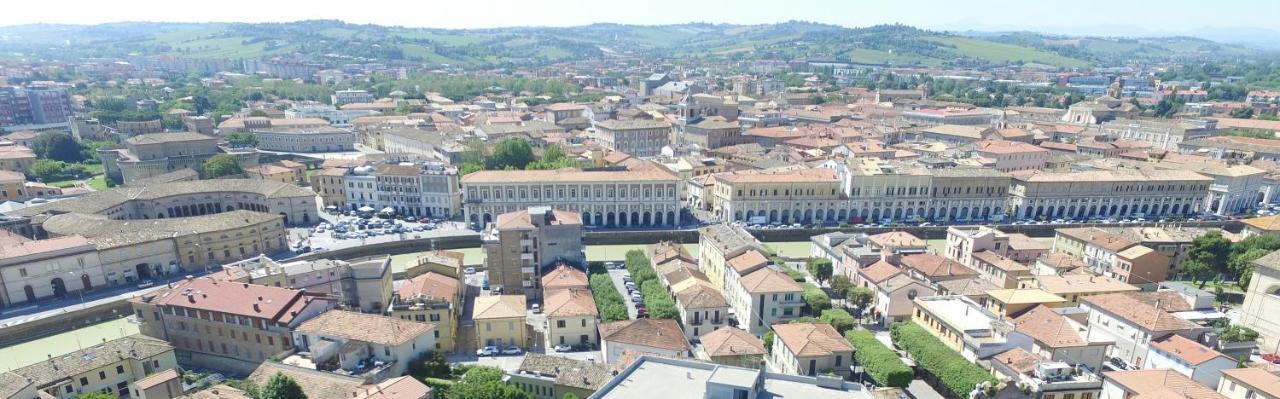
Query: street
xmin=607 ymin=269 xmax=638 ymax=319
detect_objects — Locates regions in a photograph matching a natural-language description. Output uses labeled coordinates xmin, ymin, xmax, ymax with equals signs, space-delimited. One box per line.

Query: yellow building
xmin=697 ymin=223 xmax=765 ymax=292
xmin=0 ymin=335 xmax=178 ymax=399
xmin=391 ymin=271 xmax=462 ymax=351
xmin=246 ymin=164 xmax=300 ymax=185
xmin=1216 ymin=368 xmax=1280 ymax=399
xmin=912 ymin=295 xmax=1012 ymax=360
xmin=544 ymin=288 xmax=598 ymax=348
xmin=310 ymin=167 xmax=348 ymax=208
xmin=0 ymin=144 xmax=37 ymax=173
xmin=0 ymin=170 xmax=26 ymax=202
xmin=474 ymin=295 xmax=529 ymax=348
xmin=982 ymin=288 xmax=1067 ymax=317
xmin=709 ymin=167 xmax=844 ymax=224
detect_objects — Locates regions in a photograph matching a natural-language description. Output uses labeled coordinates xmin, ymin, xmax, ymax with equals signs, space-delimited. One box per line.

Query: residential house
xmin=0 ymin=336 xmax=177 ymax=399
xmin=1100 ymin=369 xmax=1225 ymax=399
xmin=599 ymin=318 xmax=692 ymax=364
xmin=695 ymin=327 xmax=766 ymax=369
xmin=912 ymin=295 xmax=1028 ymax=361
xmin=509 ymin=354 xmax=611 ymax=399
xmin=769 ymin=323 xmax=854 ymax=377
xmin=1216 ymin=368 xmax=1280 ymax=399
xmin=674 ymin=283 xmax=730 ymax=339
xmin=544 ymin=288 xmax=599 ymax=348
xmin=982 ymin=288 xmax=1067 ymax=317
xmin=1010 ymin=305 xmax=1111 ymax=370
xmin=1079 ymin=293 xmax=1204 ymax=366
xmin=870 ymin=274 xmax=934 ymax=326
xmin=725 ymin=267 xmax=804 ymax=334
xmin=1141 ymin=335 xmax=1237 ymax=388
xmin=473 ymin=295 xmax=529 ymax=349
xmin=291 ymin=309 xmax=436 ymax=377
xmin=389 ymin=271 xmax=461 ymax=351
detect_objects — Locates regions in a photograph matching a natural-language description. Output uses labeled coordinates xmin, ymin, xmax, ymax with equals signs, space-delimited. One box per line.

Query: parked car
xmin=636 ymin=308 xmax=649 ymax=318
xmin=137 ymin=280 xmax=155 ymax=289
xmin=532 ymin=304 xmax=541 ymax=314
xmin=502 ymin=346 xmax=522 ymax=355
xmin=553 ymin=344 xmax=573 ymax=353
xmin=476 ymin=346 xmax=498 ymax=356
xmin=464 ymin=267 xmax=477 ymax=274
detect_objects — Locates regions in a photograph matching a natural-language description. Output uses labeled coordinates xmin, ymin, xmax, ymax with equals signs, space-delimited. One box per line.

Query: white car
xmin=476 ymin=345 xmax=498 ymax=356
xmin=553 ymin=344 xmax=573 ymax=352
xmin=502 ymin=346 xmax=523 ymax=355
xmin=464 ymin=267 xmax=477 ymax=274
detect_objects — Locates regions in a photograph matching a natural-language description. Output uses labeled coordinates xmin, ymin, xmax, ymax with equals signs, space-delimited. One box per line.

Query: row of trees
xmin=891 ymin=322 xmax=999 ymax=398
xmin=587 ymin=262 xmax=630 ymax=322
xmin=624 ymin=250 xmax=679 ymax=319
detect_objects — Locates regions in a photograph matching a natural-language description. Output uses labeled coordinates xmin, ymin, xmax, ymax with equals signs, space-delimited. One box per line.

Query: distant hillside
xmin=0 ymin=20 xmax=1266 ymax=69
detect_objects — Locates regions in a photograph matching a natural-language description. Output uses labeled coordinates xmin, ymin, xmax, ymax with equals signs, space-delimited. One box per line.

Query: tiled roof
xmin=900 ymin=254 xmax=978 ymax=279
xmin=295 ymin=309 xmax=433 ymax=346
xmin=934 ymin=277 xmax=1000 ymax=296
xmin=541 ymin=265 xmax=589 ymax=291
xmin=462 ymin=163 xmax=678 ymax=183
xmin=599 ymin=319 xmax=691 ymax=352
xmin=700 ymin=327 xmax=766 ymax=357
xmin=674 ymin=284 xmax=728 ymax=309
xmin=727 ymin=250 xmax=769 ymax=274
xmin=1032 ymin=274 xmax=1139 ymax=296
xmin=544 ymin=288 xmax=598 ymax=318
xmin=473 ymin=295 xmax=527 ymax=320
xmin=1220 ymin=368 xmax=1280 ymax=398
xmin=1149 ymin=335 xmax=1229 ymax=366
xmin=495 ymin=207 xmax=582 ymax=229
xmin=1102 ymin=369 xmax=1225 ymax=399
xmin=738 ymin=267 xmax=803 ymax=294
xmin=148 ymin=278 xmax=320 ymax=324
xmin=1081 ymin=293 xmax=1197 ymax=332
xmin=868 ymin=231 xmax=925 ymax=248
xmin=351 ymin=376 xmax=432 ymax=399
xmin=13 ymin=179 xmax=315 ymax=217
xmin=1011 ymin=305 xmax=1088 ymax=347
xmin=397 ymin=272 xmax=459 ymax=304
xmin=991 ymin=348 xmax=1043 ymax=374
xmin=0 ymin=234 xmax=94 ymax=260
xmin=248 ymin=362 xmax=364 ymax=399
xmin=772 ymin=323 xmax=853 ymax=357
xmin=972 ymin=250 xmax=1030 ymax=272
xmin=986 ymin=289 xmax=1067 ymax=306
xmin=516 ymin=354 xmax=612 ymax=391
xmin=4 ymin=335 xmax=173 ymax=395
xmin=857 ymin=261 xmax=902 ymax=284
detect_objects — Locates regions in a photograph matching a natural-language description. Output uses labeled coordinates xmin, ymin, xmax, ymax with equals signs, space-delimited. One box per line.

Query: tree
xmin=846 ymin=287 xmax=874 ymax=315
xmin=407 ymin=351 xmax=451 ymax=380
xmin=829 ymin=275 xmax=854 ymax=300
xmin=201 ymin=154 xmax=244 ymax=178
xmin=1230 ymin=107 xmax=1255 ymax=119
xmin=225 ymin=132 xmax=258 ymax=147
xmin=257 ymin=373 xmax=306 ymax=399
xmin=763 ymin=331 xmax=775 ymax=352
xmin=1184 ymin=231 xmax=1232 ymax=286
xmin=33 ymin=132 xmax=84 ymax=162
xmin=449 ymin=366 xmax=530 ymax=399
xmin=30 ymin=159 xmax=66 ymax=182
xmin=487 ymin=138 xmax=534 ymax=170
xmin=805 ymin=257 xmax=833 ymax=283
xmin=563 ymin=394 xmax=579 ymax=399
xmin=542 ymin=144 xmax=567 ymax=162
xmin=75 ymin=393 xmax=117 ymax=399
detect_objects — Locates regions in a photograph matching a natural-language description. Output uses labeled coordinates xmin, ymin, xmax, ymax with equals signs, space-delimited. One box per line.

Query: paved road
xmin=607 ymin=269 xmax=638 ymax=319
xmin=906 ymin=380 xmax=945 ymax=399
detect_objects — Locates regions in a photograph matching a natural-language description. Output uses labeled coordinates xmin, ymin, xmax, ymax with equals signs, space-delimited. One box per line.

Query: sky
xmin=1 ymin=0 xmax=1278 ymax=38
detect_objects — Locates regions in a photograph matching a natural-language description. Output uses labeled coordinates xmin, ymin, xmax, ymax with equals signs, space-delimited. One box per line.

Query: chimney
xmin=253 ymin=303 xmax=261 ymax=313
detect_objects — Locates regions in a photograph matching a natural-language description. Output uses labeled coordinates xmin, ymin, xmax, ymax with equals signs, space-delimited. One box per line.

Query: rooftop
xmin=515 ymin=354 xmax=612 ymax=391
xmin=13 ymin=178 xmax=315 ymax=217
xmin=772 ymin=323 xmax=853 ymax=357
xmin=473 ymin=295 xmax=526 ymax=320
xmin=1011 ymin=305 xmax=1089 ymax=348
xmin=146 ymin=278 xmax=322 ymax=324
xmin=1102 ymin=369 xmax=1225 ymax=399
xmin=1220 ymin=368 xmax=1280 ymax=398
xmin=542 ymin=264 xmax=590 ymax=291
xmin=0 ymin=335 xmax=173 ymax=397
xmin=985 ymin=288 xmax=1067 ymax=306
xmin=296 ymin=309 xmax=433 ymax=346
xmin=1080 ymin=293 xmax=1198 ymax=332
xmin=700 ymin=327 xmax=766 ymax=358
xmin=738 ymin=267 xmax=803 ymax=294
xmin=590 ymin=356 xmax=871 ymax=399
xmin=544 ymin=288 xmax=598 ymax=318
xmin=1149 ymin=335 xmax=1230 ymax=366
xmin=599 ymin=319 xmax=691 ymax=352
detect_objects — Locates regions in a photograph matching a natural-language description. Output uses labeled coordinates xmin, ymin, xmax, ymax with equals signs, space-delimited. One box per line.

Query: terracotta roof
xmin=1081 ymin=293 xmax=1197 ymax=332
xmin=599 ymin=319 xmax=691 ymax=352
xmin=1102 ymin=369 xmax=1225 ymax=399
xmin=986 ymin=289 xmax=1067 ymax=306
xmin=727 ymin=249 xmax=769 ymax=274
xmin=1032 ymin=274 xmax=1139 ymax=296
xmin=0 ymin=234 xmax=94 ymax=260
xmin=473 ymin=295 xmax=526 ymax=319
xmin=1011 ymin=305 xmax=1088 ymax=347
xmin=1220 ymin=368 xmax=1280 ymax=398
xmin=738 ymin=267 xmax=803 ymax=293
xmin=149 ymin=278 xmax=321 ymax=324
xmin=858 ymin=261 xmax=903 ymax=284
xmin=900 ymin=254 xmax=978 ymax=279
xmin=712 ymin=167 xmax=839 ymax=184
xmin=977 ymin=140 xmax=1047 ymax=155
xmin=674 ymin=284 xmax=728 ymax=309
xmin=772 ymin=323 xmax=853 ymax=357
xmin=934 ymin=277 xmax=1000 ymax=296
xmin=1006 ymin=233 xmax=1050 ymax=251
xmin=495 ymin=208 xmax=581 ymax=229
xmin=972 ymin=250 xmax=1030 ymax=272
xmin=351 ymin=376 xmax=432 ymax=399
xmin=133 ymin=368 xmax=180 ymax=390
xmin=462 ymin=164 xmax=678 ymax=183
xmin=177 ymin=385 xmax=252 ymax=399
xmin=1243 ymin=215 xmax=1280 ymax=232
xmin=700 ymin=327 xmax=766 ymax=357
xmin=1126 ymin=291 xmax=1194 ymax=312
xmin=544 ymin=288 xmax=598 ymax=318
xmin=248 ymin=362 xmax=364 ymax=399
xmin=991 ymin=348 xmax=1043 ymax=374
xmin=541 ymin=265 xmax=589 ymax=291
xmin=868 ymin=231 xmax=925 ymax=248
xmin=664 ymin=267 xmax=709 ymax=287
xmin=515 ymin=354 xmax=612 ymax=391
xmin=1150 ymin=335 xmax=1229 ymax=366
xmin=397 ymin=272 xmax=459 ymax=304
xmin=296 ymin=310 xmax=434 ymax=346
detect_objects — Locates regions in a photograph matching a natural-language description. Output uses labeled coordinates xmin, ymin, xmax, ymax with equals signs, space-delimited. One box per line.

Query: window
xmin=557 ymin=320 xmax=566 ymax=328
xmin=80 ymin=377 xmax=89 ymax=386
xmin=99 ymin=371 xmax=106 ymax=380
xmin=116 ymin=365 xmax=124 ymax=374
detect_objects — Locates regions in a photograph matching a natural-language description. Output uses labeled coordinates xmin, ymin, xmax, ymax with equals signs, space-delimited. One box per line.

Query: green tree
xmin=257 ymin=373 xmax=307 ymax=399
xmin=542 ymin=144 xmax=567 ymax=162
xmin=407 ymin=351 xmax=451 ymax=380
xmin=805 ymin=257 xmax=833 ymax=283
xmin=763 ymin=331 xmax=775 ymax=352
xmin=488 ymin=138 xmax=534 ymax=170
xmin=29 ymin=159 xmax=66 ymax=182
xmin=1184 ymin=231 xmax=1232 ymax=286
xmin=1230 ymin=107 xmax=1255 ymax=119
xmin=449 ymin=366 xmax=530 ymax=399
xmin=829 ymin=275 xmax=854 ymax=300
xmin=201 ymin=154 xmax=244 ymax=178
xmin=33 ymin=132 xmax=84 ymax=162
xmin=846 ymin=287 xmax=874 ymax=315
xmin=225 ymin=132 xmax=258 ymax=147
xmin=75 ymin=393 xmax=117 ymax=399
xmin=562 ymin=394 xmax=579 ymax=399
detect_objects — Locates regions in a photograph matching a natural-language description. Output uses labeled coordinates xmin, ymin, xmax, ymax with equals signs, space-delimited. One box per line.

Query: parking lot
xmin=292 ymin=213 xmax=470 ymax=253
xmin=607 ymin=267 xmax=641 ymax=319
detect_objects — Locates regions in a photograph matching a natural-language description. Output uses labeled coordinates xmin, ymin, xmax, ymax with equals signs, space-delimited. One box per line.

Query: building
xmin=899 ymin=253 xmax=979 ymax=285
xmin=599 ymin=318 xmax=692 ymax=364
xmin=1101 ymin=369 xmax=1225 ymax=399
xmin=331 ymin=90 xmax=375 ymax=107
xmin=912 ymin=295 xmax=1026 ymax=361
xmin=903 ymin=109 xmax=992 ymax=126
xmin=825 ymin=158 xmax=1010 ymax=224
xmin=725 ymin=266 xmax=804 ymax=334
xmin=1024 ymin=274 xmax=1140 ymax=306
xmin=0 ymin=143 xmax=36 ymax=173
xmin=131 ymin=278 xmax=336 ymax=372
xmin=243 ymin=361 xmax=432 ymax=399
xmin=129 ymin=369 xmax=184 ymax=399
xmin=366 ymin=162 xmax=460 ymax=218
xmin=509 ymin=354 xmax=612 ymax=399
xmin=1239 ymin=250 xmax=1280 ymax=359
xmin=389 ymin=271 xmax=460 ymax=351
xmin=1079 ymin=293 xmax=1203 ymax=366
xmin=680 ymin=116 xmax=746 ymax=149
xmin=541 ymin=264 xmax=590 ymax=293
xmin=769 ymin=323 xmax=854 ymax=377
xmin=987 ymin=348 xmax=1102 ymax=399
xmin=697 ymin=223 xmax=768 ymax=292
xmin=544 ymin=288 xmax=599 ymax=348
xmin=0 ymin=235 xmax=104 ymax=307
xmin=1053 ymin=228 xmax=1171 ymax=287
xmin=311 ymin=167 xmax=348 ymax=208
xmin=473 ymin=294 xmax=529 ymax=349
xmin=587 ymin=355 xmax=876 ymax=399
xmin=695 ymin=327 xmax=766 ymax=369
xmin=482 ymin=207 xmax=584 ymax=297
xmin=461 ymin=163 xmax=682 ymax=229
xmin=1141 ymin=335 xmax=1236 ymax=388
xmin=983 ymin=288 xmax=1066 ymax=317
xmin=975 ymin=140 xmax=1050 ymax=172
xmin=1009 ymin=169 xmax=1212 ymax=221
xmin=916 ymin=124 xmax=995 ymax=144
xmin=1010 ymin=305 xmax=1110 ymax=370
xmin=291 ymin=309 xmax=435 ymax=377
xmin=673 ymin=283 xmax=730 ymax=339
xmin=1216 ymin=368 xmax=1280 ymax=399
xmin=0 ymin=335 xmax=177 ymax=399
xmin=946 ymin=226 xmax=1043 ymax=268
xmin=708 ymin=168 xmax=845 ymax=224
xmin=0 ymin=86 xmax=72 ymax=129
xmin=593 ymin=119 xmax=672 ymax=157
xmin=99 ymin=132 xmax=250 ymax=184
xmin=253 ymin=127 xmax=357 ymax=153
xmin=1100 ymin=118 xmax=1216 ymax=151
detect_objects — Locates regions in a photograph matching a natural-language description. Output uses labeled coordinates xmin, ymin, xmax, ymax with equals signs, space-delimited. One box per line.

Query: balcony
xmin=520 ymin=239 xmax=533 ymax=246
xmin=521 ymin=253 xmax=535 ymax=261
xmin=521 ymin=267 xmax=535 ymax=274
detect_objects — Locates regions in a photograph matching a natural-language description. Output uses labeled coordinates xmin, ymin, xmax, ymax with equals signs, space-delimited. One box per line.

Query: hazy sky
xmin=2 ymin=0 xmax=1277 ymax=36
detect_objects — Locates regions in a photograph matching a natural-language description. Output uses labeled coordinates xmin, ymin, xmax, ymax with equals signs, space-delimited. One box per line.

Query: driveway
xmin=607 ymin=269 xmax=638 ymax=319
xmin=906 ymin=380 xmax=945 ymax=399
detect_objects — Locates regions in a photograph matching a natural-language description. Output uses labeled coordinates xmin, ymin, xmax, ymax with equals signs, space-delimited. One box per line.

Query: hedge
xmin=820 ymin=308 xmax=855 ymax=333
xmin=625 ymin=249 xmax=678 ymax=319
xmin=891 ymin=322 xmax=997 ymax=398
xmin=845 ymin=329 xmax=912 ymax=388
xmin=588 ymin=267 xmax=629 ymax=322
xmin=801 ymin=282 xmax=832 ymax=312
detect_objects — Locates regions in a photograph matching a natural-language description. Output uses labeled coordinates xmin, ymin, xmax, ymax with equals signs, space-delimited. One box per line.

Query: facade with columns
xmin=709 ymin=168 xmax=845 ymax=224
xmin=821 ymin=159 xmax=1012 ymax=224
xmin=1009 ymin=170 xmax=1213 ymax=221
xmin=460 ymin=164 xmax=682 ymax=229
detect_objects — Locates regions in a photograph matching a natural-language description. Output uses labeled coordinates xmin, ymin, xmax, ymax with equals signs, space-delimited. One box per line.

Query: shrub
xmin=784 ymin=268 xmax=806 ymax=282
xmin=625 ymin=249 xmax=679 ymax=319
xmin=820 ymin=308 xmax=855 ymax=333
xmin=891 ymin=322 xmax=997 ymax=398
xmin=845 ymin=329 xmax=912 ymax=388
xmin=801 ymin=283 xmax=831 ymax=312
xmin=763 ymin=331 xmax=774 ymax=352
xmin=588 ymin=269 xmax=629 ymax=322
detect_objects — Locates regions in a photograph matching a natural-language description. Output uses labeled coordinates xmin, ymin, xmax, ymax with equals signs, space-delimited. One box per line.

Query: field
xmin=0 ymin=318 xmax=139 ymax=370
xmin=931 ymin=36 xmax=1091 ymax=68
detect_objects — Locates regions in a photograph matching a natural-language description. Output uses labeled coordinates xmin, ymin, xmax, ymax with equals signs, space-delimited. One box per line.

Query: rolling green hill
xmin=0 ymin=20 xmax=1265 ymax=69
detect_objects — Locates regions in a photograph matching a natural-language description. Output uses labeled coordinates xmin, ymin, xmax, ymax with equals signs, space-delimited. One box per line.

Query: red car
xmin=636 ymin=308 xmax=649 ymax=318
xmin=1264 ymin=353 xmax=1280 ymax=364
